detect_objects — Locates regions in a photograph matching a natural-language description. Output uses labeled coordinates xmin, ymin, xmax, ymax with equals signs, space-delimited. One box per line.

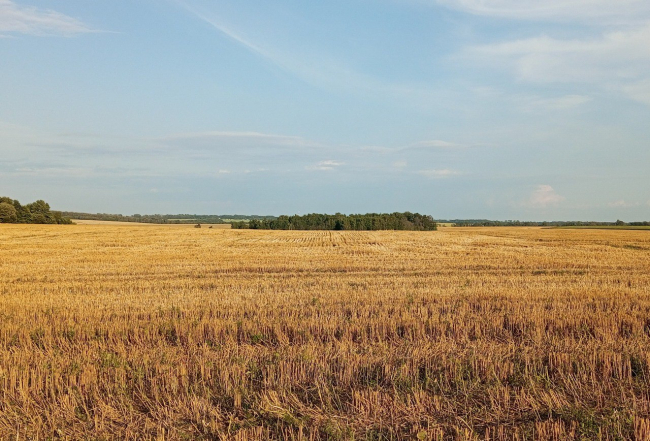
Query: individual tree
xmin=25 ymin=200 xmax=54 ymax=224
xmin=15 ymin=200 xmax=32 ymax=223
xmin=0 ymin=202 xmax=17 ymax=223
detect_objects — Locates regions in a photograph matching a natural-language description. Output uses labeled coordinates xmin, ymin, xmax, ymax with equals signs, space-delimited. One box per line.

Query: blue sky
xmin=1 ymin=0 xmax=649 ymax=220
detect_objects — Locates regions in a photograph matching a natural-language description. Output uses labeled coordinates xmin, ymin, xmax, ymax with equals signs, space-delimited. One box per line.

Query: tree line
xmin=231 ymin=212 xmax=437 ymax=231
xmin=0 ymin=197 xmax=72 ymax=224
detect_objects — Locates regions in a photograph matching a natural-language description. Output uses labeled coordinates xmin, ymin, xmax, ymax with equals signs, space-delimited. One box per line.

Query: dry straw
xmin=0 ymin=225 xmax=649 ymax=439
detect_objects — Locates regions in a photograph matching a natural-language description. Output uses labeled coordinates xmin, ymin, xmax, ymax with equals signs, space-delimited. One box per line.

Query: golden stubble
xmin=0 ymin=225 xmax=649 ymax=439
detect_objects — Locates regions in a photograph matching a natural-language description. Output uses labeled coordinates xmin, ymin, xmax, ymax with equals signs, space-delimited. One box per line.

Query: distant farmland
xmin=71 ymin=219 xmax=231 ymax=228
xmin=1 ymin=225 xmax=649 ymax=439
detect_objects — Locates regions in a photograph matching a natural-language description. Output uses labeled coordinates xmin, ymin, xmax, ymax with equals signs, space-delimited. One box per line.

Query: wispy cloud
xmin=173 ymin=1 xmax=355 ymax=88
xmin=465 ymin=22 xmax=650 ymax=105
xmin=2 ymin=120 xmax=483 ymax=183
xmin=433 ymin=0 xmax=650 ymax=24
xmin=0 ymin=0 xmax=94 ymax=36
xmin=172 ymin=0 xmax=442 ymax=103
xmin=307 ymin=160 xmax=345 ymax=171
xmin=171 ymin=1 xmax=274 ymax=62
xmin=469 ymin=24 xmax=650 ymax=84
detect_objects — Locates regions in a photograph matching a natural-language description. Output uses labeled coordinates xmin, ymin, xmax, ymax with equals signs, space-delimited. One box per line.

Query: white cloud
xmin=434 ymin=0 xmax=650 ymax=24
xmin=466 ymin=22 xmax=650 ymax=106
xmin=0 ymin=0 xmax=94 ymax=36
xmin=307 ymin=160 xmax=344 ymax=171
xmin=526 ymin=185 xmax=564 ymax=208
xmin=469 ymin=24 xmax=650 ymax=84
xmin=417 ymin=169 xmax=462 ymax=178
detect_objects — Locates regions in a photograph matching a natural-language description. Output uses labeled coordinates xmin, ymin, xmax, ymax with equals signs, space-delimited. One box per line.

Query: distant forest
xmin=60 ymin=212 xmax=275 ymax=224
xmin=231 ymin=212 xmax=437 ymax=231
xmin=0 ymin=197 xmax=72 ymax=224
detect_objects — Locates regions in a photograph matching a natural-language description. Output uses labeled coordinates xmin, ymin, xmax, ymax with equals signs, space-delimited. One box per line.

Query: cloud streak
xmin=172 ymin=0 xmax=444 ymax=104
xmin=524 ymin=94 xmax=592 ymax=111
xmin=174 ymin=1 xmax=354 ymax=89
xmin=0 ymin=0 xmax=94 ymax=36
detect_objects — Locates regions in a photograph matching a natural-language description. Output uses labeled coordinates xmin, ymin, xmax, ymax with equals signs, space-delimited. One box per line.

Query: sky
xmin=1 ymin=0 xmax=649 ymax=220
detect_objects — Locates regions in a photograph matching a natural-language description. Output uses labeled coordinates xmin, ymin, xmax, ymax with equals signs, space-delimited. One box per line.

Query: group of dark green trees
xmin=0 ymin=197 xmax=72 ymax=224
xmin=231 ymin=212 xmax=437 ymax=231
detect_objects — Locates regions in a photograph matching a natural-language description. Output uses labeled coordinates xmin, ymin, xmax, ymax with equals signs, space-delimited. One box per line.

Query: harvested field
xmin=0 ymin=225 xmax=649 ymax=439
xmin=557 ymin=226 xmax=650 ymax=230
